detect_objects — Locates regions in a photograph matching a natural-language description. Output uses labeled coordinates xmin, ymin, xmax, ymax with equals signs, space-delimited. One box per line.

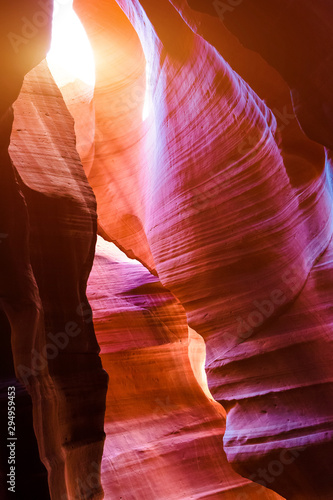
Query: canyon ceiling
xmin=0 ymin=1 xmax=333 ymax=499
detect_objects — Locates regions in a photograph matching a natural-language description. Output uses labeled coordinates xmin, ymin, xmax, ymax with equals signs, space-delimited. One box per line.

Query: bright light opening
xmin=47 ymin=0 xmax=95 ymax=88
xmin=142 ymin=62 xmax=153 ymax=121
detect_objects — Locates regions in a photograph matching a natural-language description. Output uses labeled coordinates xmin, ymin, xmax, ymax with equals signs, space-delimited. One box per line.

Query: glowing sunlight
xmin=47 ymin=0 xmax=95 ymax=88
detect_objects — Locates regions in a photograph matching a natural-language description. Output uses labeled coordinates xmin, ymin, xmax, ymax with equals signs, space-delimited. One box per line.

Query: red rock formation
xmin=8 ymin=60 xmax=108 ymax=499
xmin=170 ymin=0 xmax=326 ymax=188
xmin=0 ymin=10 xmax=108 ymax=492
xmin=75 ymin=0 xmax=333 ymax=497
xmin=1 ymin=0 xmax=333 ymax=498
xmin=88 ymin=236 xmax=283 ymax=499
xmin=72 ymin=0 xmax=155 ymax=271
xmin=1 ymin=3 xmax=53 ymax=498
xmin=187 ymin=0 xmax=333 ymax=152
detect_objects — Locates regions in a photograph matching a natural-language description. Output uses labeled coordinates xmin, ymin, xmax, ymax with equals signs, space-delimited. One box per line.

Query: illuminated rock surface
xmin=0 ymin=0 xmax=332 ymax=499
xmin=87 ymin=236 xmax=282 ymax=499
xmin=1 ymin=46 xmax=107 ymax=497
xmin=77 ymin=1 xmax=333 ymax=497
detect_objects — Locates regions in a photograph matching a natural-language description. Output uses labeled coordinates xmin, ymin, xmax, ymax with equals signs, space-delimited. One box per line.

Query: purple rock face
xmin=1 ymin=1 xmax=333 ymax=499
xmin=187 ymin=0 xmax=333 ymax=151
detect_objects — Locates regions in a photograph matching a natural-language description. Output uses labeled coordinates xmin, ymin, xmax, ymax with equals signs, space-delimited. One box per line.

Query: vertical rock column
xmin=9 ymin=60 xmax=109 ymax=500
xmin=1 ymin=2 xmax=108 ymax=499
xmin=1 ymin=3 xmax=53 ymax=498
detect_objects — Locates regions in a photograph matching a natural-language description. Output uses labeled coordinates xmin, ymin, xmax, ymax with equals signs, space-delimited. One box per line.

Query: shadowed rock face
xmin=0 ymin=312 xmax=50 ymax=500
xmin=0 ymin=3 xmax=52 ymax=498
xmin=1 ymin=3 xmax=108 ymax=497
xmin=9 ymin=61 xmax=108 ymax=500
xmin=1 ymin=0 xmax=333 ymax=499
xmin=0 ymin=0 xmax=53 ymax=115
xmin=187 ymin=0 xmax=333 ymax=151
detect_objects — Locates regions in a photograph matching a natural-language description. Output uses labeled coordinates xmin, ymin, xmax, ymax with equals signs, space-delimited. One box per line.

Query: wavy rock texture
xmin=87 ymin=236 xmax=282 ymax=499
xmin=1 ymin=0 xmax=332 ymax=499
xmin=3 ymin=57 xmax=108 ymax=499
xmin=169 ymin=0 xmax=326 ymax=189
xmin=214 ymin=231 xmax=333 ymax=500
xmin=187 ymin=0 xmax=333 ymax=152
xmin=74 ymin=0 xmax=333 ymax=498
xmin=0 ymin=3 xmax=53 ymax=498
xmin=72 ymin=0 xmax=155 ymax=271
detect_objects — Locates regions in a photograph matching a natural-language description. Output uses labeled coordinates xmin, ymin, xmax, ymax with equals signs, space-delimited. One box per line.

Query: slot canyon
xmin=0 ymin=1 xmax=332 ymax=499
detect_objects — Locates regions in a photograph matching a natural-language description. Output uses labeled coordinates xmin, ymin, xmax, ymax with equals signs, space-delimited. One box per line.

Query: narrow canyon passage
xmin=42 ymin=4 xmax=284 ymax=497
xmin=1 ymin=1 xmax=333 ymax=499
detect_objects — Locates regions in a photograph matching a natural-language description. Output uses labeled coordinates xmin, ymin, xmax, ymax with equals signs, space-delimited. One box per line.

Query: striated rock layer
xmin=1 ymin=0 xmax=332 ymax=498
xmin=0 ymin=3 xmax=53 ymax=498
xmin=187 ymin=0 xmax=333 ymax=152
xmin=73 ymin=0 xmax=155 ymax=271
xmin=87 ymin=236 xmax=283 ymax=499
xmin=0 ymin=8 xmax=108 ymax=493
xmin=8 ymin=60 xmax=108 ymax=500
xmin=75 ymin=0 xmax=333 ymax=497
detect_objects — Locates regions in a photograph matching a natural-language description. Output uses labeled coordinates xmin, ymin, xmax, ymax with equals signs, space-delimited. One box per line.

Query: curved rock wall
xmin=87 ymin=236 xmax=283 ymax=499
xmin=187 ymin=0 xmax=333 ymax=152
xmin=76 ymin=0 xmax=333 ymax=497
xmin=1 ymin=9 xmax=108 ymax=493
xmin=73 ymin=0 xmax=155 ymax=272
xmin=9 ymin=60 xmax=108 ymax=500
xmin=1 ymin=3 xmax=53 ymax=498
xmin=1 ymin=0 xmax=332 ymax=498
